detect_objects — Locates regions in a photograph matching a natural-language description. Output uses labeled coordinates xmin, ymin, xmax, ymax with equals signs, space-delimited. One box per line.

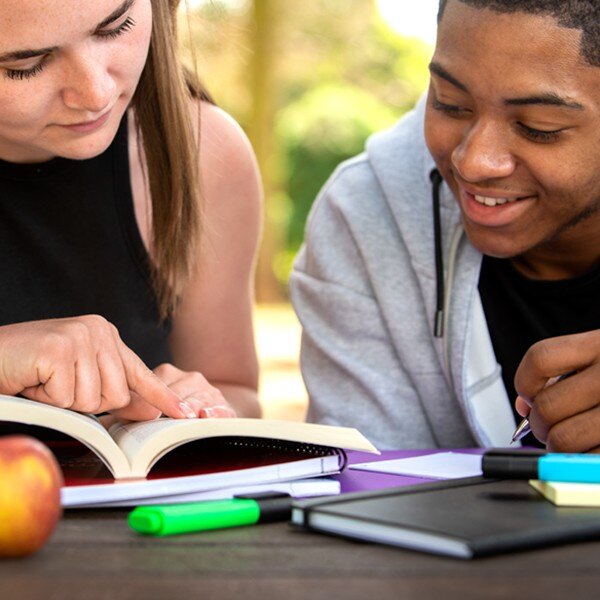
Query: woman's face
xmin=0 ymin=0 xmax=152 ymax=163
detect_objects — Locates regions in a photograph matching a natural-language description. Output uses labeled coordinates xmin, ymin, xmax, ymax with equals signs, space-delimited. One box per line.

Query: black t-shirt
xmin=478 ymin=255 xmax=600 ymax=447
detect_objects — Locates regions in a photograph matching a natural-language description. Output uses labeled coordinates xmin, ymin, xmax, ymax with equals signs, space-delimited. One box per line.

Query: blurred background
xmin=180 ymin=0 xmax=438 ymax=420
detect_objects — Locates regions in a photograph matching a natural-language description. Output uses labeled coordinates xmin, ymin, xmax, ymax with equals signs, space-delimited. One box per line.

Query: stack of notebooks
xmin=0 ymin=395 xmax=378 ymax=508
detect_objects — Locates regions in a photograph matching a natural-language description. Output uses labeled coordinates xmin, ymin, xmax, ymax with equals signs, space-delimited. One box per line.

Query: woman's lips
xmin=61 ymin=110 xmax=111 ymax=133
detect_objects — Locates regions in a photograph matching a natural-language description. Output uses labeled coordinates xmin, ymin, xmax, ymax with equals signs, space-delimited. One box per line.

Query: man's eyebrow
xmin=505 ymin=93 xmax=585 ymax=111
xmin=428 ymin=62 xmax=468 ymax=92
xmin=429 ymin=62 xmax=585 ymax=111
xmin=0 ymin=0 xmax=135 ymax=64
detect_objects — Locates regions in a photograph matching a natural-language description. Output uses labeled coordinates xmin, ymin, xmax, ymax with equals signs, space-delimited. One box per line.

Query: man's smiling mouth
xmin=472 ymin=194 xmax=532 ymax=207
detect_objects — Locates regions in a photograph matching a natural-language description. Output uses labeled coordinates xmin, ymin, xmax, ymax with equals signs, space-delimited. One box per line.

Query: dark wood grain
xmin=1 ymin=510 xmax=599 ymax=600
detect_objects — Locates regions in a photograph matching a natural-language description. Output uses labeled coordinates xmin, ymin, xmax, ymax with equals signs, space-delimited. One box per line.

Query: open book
xmin=0 ymin=395 xmax=377 ymax=506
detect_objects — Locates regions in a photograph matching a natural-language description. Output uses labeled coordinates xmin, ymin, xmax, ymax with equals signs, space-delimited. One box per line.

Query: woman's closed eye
xmin=96 ymin=16 xmax=136 ymax=41
xmin=2 ymin=16 xmax=137 ymax=81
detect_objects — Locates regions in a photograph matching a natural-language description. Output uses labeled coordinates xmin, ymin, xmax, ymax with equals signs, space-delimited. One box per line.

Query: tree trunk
xmin=248 ymin=0 xmax=286 ymax=302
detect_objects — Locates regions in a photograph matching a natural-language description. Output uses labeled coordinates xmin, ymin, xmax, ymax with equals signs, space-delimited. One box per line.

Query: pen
xmin=128 ymin=492 xmax=293 ymax=537
xmin=510 ymin=371 xmax=576 ymax=444
xmin=482 ymin=449 xmax=600 ymax=483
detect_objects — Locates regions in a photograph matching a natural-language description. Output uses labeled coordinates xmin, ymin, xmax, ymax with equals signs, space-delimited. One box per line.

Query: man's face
xmin=424 ymin=1 xmax=600 ymax=274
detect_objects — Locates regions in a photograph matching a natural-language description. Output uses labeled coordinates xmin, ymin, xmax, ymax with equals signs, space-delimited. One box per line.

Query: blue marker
xmin=482 ymin=449 xmax=600 ymax=484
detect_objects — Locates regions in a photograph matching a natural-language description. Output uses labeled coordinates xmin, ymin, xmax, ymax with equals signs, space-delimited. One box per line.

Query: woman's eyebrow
xmin=0 ymin=46 xmax=58 ymax=63
xmin=95 ymin=0 xmax=136 ymax=31
xmin=0 ymin=0 xmax=136 ymax=63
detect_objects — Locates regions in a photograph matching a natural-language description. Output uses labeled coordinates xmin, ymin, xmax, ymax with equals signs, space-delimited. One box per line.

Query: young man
xmin=290 ymin=0 xmax=600 ymax=450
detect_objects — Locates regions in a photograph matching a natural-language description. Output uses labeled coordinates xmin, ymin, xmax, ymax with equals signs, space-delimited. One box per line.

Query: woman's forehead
xmin=0 ymin=0 xmax=130 ymax=42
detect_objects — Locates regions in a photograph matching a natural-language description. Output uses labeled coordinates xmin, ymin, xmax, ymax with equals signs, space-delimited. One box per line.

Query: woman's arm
xmin=167 ymin=103 xmax=263 ymax=418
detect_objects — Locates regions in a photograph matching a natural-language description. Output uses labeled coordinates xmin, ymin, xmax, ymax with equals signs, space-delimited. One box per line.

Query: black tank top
xmin=0 ymin=114 xmax=172 ymax=368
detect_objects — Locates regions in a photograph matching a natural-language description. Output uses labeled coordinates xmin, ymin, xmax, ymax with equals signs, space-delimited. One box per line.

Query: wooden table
xmin=1 ymin=508 xmax=600 ymax=600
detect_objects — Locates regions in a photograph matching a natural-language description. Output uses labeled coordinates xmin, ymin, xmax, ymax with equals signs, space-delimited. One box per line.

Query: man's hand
xmin=0 ymin=316 xmax=201 ymax=421
xmin=514 ymin=330 xmax=600 ymax=452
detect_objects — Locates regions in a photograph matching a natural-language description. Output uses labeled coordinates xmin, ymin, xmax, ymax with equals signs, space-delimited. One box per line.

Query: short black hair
xmin=438 ymin=1 xmax=600 ymax=67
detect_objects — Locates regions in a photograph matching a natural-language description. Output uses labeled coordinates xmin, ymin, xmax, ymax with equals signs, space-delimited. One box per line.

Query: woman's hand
xmin=514 ymin=330 xmax=600 ymax=452
xmin=149 ymin=363 xmax=236 ymax=418
xmin=0 ymin=316 xmax=204 ymax=421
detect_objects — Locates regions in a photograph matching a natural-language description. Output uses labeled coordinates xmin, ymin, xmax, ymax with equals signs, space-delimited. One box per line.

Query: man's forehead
xmin=433 ymin=2 xmax=600 ymax=108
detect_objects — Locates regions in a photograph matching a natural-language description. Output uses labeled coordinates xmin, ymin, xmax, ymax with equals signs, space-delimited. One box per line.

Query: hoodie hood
xmin=365 ymin=95 xmax=462 ymax=279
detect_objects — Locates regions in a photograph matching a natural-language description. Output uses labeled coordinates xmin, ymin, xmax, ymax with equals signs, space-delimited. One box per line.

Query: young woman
xmin=0 ymin=0 xmax=262 ymax=421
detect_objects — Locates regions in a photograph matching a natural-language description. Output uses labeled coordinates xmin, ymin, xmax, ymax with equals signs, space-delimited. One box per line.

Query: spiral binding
xmin=219 ymin=436 xmax=347 ymax=468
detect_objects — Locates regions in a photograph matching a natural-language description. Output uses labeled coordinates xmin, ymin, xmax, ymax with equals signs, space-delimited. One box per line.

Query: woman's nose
xmin=451 ymin=120 xmax=516 ymax=183
xmin=61 ymin=53 xmax=116 ymax=114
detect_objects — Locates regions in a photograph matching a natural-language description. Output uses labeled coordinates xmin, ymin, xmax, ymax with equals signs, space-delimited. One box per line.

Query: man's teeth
xmin=473 ymin=194 xmax=518 ymax=207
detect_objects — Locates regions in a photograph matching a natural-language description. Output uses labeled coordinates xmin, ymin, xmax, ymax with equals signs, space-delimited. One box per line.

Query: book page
xmin=68 ymin=477 xmax=341 ymax=508
xmin=109 ymin=418 xmax=378 ymax=479
xmin=0 ymin=395 xmax=131 ymax=478
xmin=351 ymin=452 xmax=483 ymax=479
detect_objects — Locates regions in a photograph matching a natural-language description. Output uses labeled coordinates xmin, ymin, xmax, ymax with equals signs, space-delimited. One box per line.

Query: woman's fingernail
xmin=200 ymin=407 xmax=216 ymax=418
xmin=184 ymin=397 xmax=204 ymax=412
xmin=179 ymin=402 xmax=198 ymax=419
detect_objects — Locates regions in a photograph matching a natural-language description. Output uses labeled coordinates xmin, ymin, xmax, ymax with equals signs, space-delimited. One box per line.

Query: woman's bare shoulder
xmin=195 ymin=101 xmax=262 ymax=231
xmin=197 ymin=102 xmax=261 ymax=195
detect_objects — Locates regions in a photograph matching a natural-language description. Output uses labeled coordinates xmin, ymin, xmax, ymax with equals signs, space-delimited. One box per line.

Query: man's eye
xmin=432 ymin=98 xmax=467 ymax=116
xmin=518 ymin=123 xmax=563 ymax=143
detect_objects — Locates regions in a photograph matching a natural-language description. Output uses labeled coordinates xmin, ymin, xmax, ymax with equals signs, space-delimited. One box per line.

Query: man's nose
xmin=451 ymin=120 xmax=516 ymax=182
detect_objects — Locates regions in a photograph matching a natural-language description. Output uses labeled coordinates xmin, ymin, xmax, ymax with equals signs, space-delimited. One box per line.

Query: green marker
xmin=128 ymin=492 xmax=293 ymax=537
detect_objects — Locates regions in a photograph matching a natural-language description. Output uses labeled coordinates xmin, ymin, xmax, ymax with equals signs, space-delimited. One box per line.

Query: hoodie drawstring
xmin=430 ymin=169 xmax=445 ymax=338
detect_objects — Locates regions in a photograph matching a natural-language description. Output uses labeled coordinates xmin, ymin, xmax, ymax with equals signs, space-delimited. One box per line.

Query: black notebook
xmin=291 ymin=477 xmax=600 ymax=559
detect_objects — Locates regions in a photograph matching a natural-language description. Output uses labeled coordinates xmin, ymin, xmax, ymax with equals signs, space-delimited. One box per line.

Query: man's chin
xmin=463 ymin=225 xmax=528 ymax=260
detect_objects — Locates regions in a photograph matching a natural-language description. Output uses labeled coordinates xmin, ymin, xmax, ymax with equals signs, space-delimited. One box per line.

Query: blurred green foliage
xmin=182 ymin=0 xmax=433 ymax=297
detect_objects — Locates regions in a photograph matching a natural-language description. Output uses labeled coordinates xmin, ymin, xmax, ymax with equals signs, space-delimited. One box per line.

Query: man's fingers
xmin=515 ymin=331 xmax=600 ymax=401
xmin=545 ymin=405 xmax=600 ymax=453
xmin=515 ymin=395 xmax=530 ymax=417
xmin=529 ymin=366 xmax=600 ymax=438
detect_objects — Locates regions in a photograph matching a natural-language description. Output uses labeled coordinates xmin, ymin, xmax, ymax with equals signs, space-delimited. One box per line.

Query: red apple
xmin=0 ymin=435 xmax=63 ymax=558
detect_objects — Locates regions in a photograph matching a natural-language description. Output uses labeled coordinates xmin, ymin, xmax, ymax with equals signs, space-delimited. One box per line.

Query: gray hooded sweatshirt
xmin=290 ymin=98 xmax=519 ymax=450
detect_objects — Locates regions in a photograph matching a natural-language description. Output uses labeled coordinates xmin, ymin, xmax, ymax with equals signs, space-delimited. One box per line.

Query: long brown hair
xmin=132 ymin=0 xmax=210 ymax=320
